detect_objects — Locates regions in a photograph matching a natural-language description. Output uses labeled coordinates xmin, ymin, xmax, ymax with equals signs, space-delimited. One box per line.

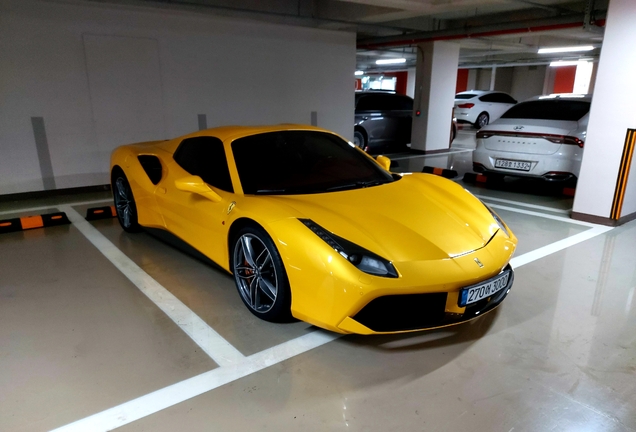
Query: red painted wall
xmin=456 ymin=69 xmax=469 ymax=93
xmin=553 ymin=65 xmax=576 ymax=93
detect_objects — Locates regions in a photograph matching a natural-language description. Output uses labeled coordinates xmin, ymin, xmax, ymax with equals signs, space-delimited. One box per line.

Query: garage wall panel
xmin=0 ymin=0 xmax=355 ymax=194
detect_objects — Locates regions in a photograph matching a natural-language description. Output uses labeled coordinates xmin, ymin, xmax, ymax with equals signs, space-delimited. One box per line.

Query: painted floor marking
xmin=510 ymin=225 xmax=613 ymax=268
xmin=50 ymin=204 xmax=614 ymax=432
xmin=0 ymin=198 xmax=112 ymax=217
xmin=60 ymin=206 xmax=245 ymax=368
xmin=390 ymin=149 xmax=473 ymax=161
xmin=487 ymin=203 xmax=599 ymax=228
xmin=51 ymin=331 xmax=340 ymax=432
xmin=474 ymin=194 xmax=571 ymax=215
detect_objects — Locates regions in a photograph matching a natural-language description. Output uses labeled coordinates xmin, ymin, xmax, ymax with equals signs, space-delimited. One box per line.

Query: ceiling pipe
xmin=357 ymin=16 xmax=606 ymax=50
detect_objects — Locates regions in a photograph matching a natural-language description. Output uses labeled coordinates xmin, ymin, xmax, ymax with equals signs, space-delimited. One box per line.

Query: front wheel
xmin=232 ymin=225 xmax=291 ymax=322
xmin=111 ymin=168 xmax=142 ymax=233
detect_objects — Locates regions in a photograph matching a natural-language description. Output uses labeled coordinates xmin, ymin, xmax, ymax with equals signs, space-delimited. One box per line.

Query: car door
xmin=154 ymin=136 xmax=234 ymax=265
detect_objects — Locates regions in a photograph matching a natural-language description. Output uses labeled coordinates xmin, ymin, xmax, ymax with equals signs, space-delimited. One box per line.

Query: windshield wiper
xmin=326 ymin=180 xmax=388 ymax=192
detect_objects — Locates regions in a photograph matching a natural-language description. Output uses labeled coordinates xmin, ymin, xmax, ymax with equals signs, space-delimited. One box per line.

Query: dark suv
xmin=354 ymin=91 xmax=413 ymax=153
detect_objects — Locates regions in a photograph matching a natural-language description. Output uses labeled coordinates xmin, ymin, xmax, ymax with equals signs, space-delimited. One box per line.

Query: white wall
xmin=0 ymin=0 xmax=355 ymax=194
xmin=573 ymin=0 xmax=636 ymax=220
xmin=510 ymin=65 xmax=546 ymax=101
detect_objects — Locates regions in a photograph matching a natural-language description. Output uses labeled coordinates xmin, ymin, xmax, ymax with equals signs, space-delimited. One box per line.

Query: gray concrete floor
xmin=1 ymin=138 xmax=635 ymax=431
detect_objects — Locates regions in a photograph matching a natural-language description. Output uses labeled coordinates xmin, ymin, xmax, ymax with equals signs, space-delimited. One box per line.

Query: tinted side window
xmin=501 ymin=100 xmax=590 ymax=121
xmin=499 ymin=94 xmax=517 ymax=104
xmin=455 ymin=93 xmax=477 ymax=100
xmin=479 ymin=93 xmax=497 ymax=103
xmin=356 ymin=94 xmax=413 ymax=111
xmin=173 ymin=136 xmax=233 ymax=192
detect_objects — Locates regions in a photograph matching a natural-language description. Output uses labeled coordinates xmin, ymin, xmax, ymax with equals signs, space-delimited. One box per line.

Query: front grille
xmin=352 ymin=292 xmax=447 ymax=332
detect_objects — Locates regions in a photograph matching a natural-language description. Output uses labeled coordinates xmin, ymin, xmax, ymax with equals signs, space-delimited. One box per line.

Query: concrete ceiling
xmin=108 ymin=0 xmax=608 ymax=70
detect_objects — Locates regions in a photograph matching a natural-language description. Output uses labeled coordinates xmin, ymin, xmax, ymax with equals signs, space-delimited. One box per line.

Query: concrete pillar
xmin=411 ymin=41 xmax=459 ymax=152
xmin=489 ymin=66 xmax=497 ymax=91
xmin=572 ymin=0 xmax=636 ymax=225
xmin=406 ymin=67 xmax=416 ymax=98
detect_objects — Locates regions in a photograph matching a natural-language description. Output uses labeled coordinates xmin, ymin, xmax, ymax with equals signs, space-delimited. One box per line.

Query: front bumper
xmin=338 ymin=265 xmax=514 ymax=334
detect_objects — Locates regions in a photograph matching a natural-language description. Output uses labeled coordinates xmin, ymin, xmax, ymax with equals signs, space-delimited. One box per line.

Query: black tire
xmin=353 ymin=130 xmax=366 ymax=151
xmin=474 ymin=112 xmax=489 ymax=129
xmin=231 ymin=225 xmax=292 ymax=322
xmin=450 ymin=123 xmax=457 ymax=144
xmin=111 ymin=167 xmax=142 ymax=233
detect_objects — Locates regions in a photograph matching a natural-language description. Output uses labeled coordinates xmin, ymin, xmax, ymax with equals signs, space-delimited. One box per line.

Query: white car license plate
xmin=495 ymin=159 xmax=531 ymax=171
xmin=459 ymin=271 xmax=510 ymax=307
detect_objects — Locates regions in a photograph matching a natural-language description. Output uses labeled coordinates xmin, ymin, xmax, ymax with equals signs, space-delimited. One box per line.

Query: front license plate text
xmin=459 ymin=271 xmax=510 ymax=307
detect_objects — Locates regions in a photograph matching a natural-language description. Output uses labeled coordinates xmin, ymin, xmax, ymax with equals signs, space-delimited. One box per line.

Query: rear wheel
xmin=474 ymin=112 xmax=489 ymax=129
xmin=353 ymin=130 xmax=366 ymax=151
xmin=111 ymin=168 xmax=142 ymax=233
xmin=231 ymin=225 xmax=291 ymax=322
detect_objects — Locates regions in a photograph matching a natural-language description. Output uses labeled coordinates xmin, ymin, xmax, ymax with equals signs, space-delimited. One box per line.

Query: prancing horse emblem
xmin=474 ymin=258 xmax=484 ymax=268
xmin=227 ymin=201 xmax=236 ymax=215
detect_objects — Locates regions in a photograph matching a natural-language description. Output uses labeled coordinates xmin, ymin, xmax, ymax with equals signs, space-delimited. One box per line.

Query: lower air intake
xmin=353 ymin=292 xmax=447 ymax=332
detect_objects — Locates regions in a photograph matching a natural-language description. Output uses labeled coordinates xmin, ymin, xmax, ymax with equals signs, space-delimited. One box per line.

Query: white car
xmin=472 ymin=94 xmax=591 ymax=182
xmin=455 ymin=90 xmax=517 ymax=128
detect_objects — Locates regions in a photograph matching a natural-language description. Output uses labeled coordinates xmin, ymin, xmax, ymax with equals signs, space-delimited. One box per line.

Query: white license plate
xmin=459 ymin=271 xmax=510 ymax=307
xmin=495 ymin=159 xmax=531 ymax=171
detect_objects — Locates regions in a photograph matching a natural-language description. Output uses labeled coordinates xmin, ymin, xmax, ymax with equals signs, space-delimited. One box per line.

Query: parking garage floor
xmin=1 ymin=141 xmax=635 ymax=431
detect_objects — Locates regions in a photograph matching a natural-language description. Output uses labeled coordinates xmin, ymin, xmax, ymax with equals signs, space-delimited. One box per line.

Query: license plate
xmin=459 ymin=271 xmax=510 ymax=307
xmin=495 ymin=159 xmax=531 ymax=171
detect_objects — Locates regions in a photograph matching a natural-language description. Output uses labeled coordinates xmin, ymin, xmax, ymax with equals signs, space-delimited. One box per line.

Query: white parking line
xmin=50 ymin=204 xmax=615 ymax=432
xmin=510 ymin=225 xmax=613 ymax=268
xmin=390 ymin=149 xmax=473 ymax=161
xmin=60 ymin=206 xmax=245 ymax=368
xmin=474 ymin=194 xmax=572 ymax=214
xmin=0 ymin=199 xmax=112 ymax=217
xmin=487 ymin=203 xmax=598 ymax=227
xmin=51 ymin=331 xmax=340 ymax=432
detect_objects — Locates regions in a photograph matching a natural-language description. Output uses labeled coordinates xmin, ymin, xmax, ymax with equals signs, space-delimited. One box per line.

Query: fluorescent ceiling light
xmin=376 ymin=58 xmax=406 ymax=65
xmin=354 ymin=70 xmax=364 ymax=76
xmin=538 ymin=45 xmax=594 ymax=54
xmin=550 ymin=61 xmax=582 ymax=67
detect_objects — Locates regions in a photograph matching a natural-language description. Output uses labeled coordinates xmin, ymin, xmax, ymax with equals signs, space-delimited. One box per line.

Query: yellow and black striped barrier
xmin=0 ymin=212 xmax=70 ymax=234
xmin=85 ymin=205 xmax=117 ymax=221
xmin=422 ymin=166 xmax=458 ymax=179
xmin=611 ymin=129 xmax=635 ymax=220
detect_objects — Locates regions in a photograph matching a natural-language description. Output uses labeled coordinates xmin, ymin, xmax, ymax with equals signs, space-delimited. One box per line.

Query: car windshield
xmin=501 ymin=100 xmax=590 ymax=121
xmin=455 ymin=94 xmax=477 ymax=99
xmin=232 ymin=131 xmax=396 ymax=195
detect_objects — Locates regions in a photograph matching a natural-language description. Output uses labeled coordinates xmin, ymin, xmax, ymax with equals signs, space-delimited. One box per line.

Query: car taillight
xmin=563 ymin=136 xmax=584 ymax=148
xmin=476 ymin=131 xmax=494 ymax=139
xmin=457 ymin=103 xmax=474 ymax=109
xmin=475 ymin=131 xmax=584 ymax=148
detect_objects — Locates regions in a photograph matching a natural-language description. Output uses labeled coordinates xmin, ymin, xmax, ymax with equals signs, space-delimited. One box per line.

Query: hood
xmin=266 ymin=174 xmax=499 ymax=262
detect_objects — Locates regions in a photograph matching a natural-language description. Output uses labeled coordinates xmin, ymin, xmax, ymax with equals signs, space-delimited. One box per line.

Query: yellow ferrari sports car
xmin=110 ymin=125 xmax=517 ymax=334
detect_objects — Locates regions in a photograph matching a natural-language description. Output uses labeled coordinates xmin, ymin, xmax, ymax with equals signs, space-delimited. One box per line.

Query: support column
xmin=411 ymin=41 xmax=460 ymax=152
xmin=572 ymin=0 xmax=636 ymax=225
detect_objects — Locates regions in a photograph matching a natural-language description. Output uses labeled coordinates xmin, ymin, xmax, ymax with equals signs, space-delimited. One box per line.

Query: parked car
xmin=354 ymin=91 xmax=413 ymax=153
xmin=472 ymin=94 xmax=591 ymax=182
xmin=455 ymin=90 xmax=517 ymax=129
xmin=111 ymin=124 xmax=517 ymax=334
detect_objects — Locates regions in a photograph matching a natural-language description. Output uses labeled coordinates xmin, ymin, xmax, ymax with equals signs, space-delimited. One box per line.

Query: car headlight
xmin=484 ymin=204 xmax=510 ymax=238
xmin=299 ymin=219 xmax=398 ymax=278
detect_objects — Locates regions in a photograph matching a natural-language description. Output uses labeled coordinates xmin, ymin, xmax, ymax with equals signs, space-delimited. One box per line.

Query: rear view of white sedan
xmin=472 ymin=94 xmax=591 ymax=182
xmin=454 ymin=90 xmax=517 ymax=128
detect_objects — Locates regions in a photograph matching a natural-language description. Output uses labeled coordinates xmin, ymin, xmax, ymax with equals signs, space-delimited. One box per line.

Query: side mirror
xmin=175 ymin=175 xmax=222 ymax=202
xmin=376 ymin=155 xmax=391 ymax=171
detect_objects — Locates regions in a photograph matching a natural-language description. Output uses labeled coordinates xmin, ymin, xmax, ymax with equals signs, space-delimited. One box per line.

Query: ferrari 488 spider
xmin=111 ymin=125 xmax=517 ymax=334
